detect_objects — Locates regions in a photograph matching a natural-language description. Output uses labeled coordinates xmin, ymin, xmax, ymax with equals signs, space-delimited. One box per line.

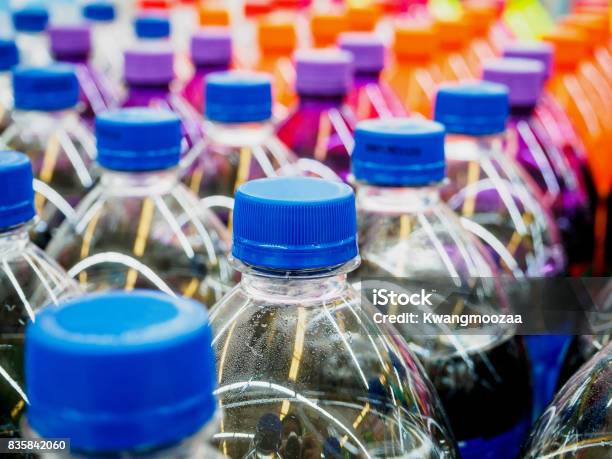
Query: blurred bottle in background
xmin=435 ymin=17 xmax=475 ymax=82
xmin=0 ymin=38 xmax=18 ymax=133
xmin=46 ymin=108 xmax=234 ymax=306
xmin=277 ymin=49 xmax=356 ymax=182
xmin=0 ymin=65 xmax=96 ymax=248
xmin=310 ymin=9 xmax=346 ymax=48
xmin=11 ymin=5 xmax=51 ymax=66
xmin=181 ymin=27 xmax=232 ymax=114
xmin=24 ymin=290 xmax=224 ymax=458
xmin=339 ymin=32 xmax=407 ymax=120
xmin=0 ymin=151 xmax=79 ymax=440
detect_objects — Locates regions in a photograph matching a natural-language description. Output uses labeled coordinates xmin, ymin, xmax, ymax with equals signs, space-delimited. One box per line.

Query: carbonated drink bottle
xmin=0 ymin=39 xmax=18 ymax=133
xmin=48 ymin=24 xmax=119 ymax=126
xmin=482 ymin=57 xmax=592 ymax=275
xmin=434 ymin=82 xmax=568 ymax=418
xmin=11 ymin=6 xmax=51 ymax=66
xmin=183 ymin=71 xmax=336 ymax=214
xmin=46 ymin=108 xmax=234 ymax=306
xmin=255 ymin=18 xmax=297 ymax=112
xmin=277 ymin=50 xmax=356 ymax=182
xmin=181 ymin=27 xmax=232 ymax=113
xmin=0 ymin=65 xmax=96 ymax=248
xmin=24 ymin=290 xmax=224 ymax=458
xmin=352 ymin=118 xmax=533 ymax=459
xmin=82 ymin=0 xmax=128 ymax=85
xmin=384 ymin=23 xmax=440 ymax=117
xmin=209 ymin=176 xmax=458 ymax=458
xmin=338 ymin=32 xmax=407 ymax=120
xmin=434 ymin=82 xmax=566 ymax=277
xmin=121 ymin=45 xmax=204 ymax=149
xmin=0 ymin=151 xmax=79 ymax=439
xmin=522 ymin=341 xmax=611 ymax=458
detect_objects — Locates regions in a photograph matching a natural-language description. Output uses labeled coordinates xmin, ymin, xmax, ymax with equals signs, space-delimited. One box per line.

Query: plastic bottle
xmin=46 ymin=108 xmax=234 ymax=306
xmin=0 ymin=151 xmax=79 ymax=440
xmin=82 ymin=1 xmax=127 ymax=85
xmin=352 ymin=118 xmax=533 ymax=459
xmin=121 ymin=45 xmax=204 ymax=149
xmin=48 ymin=24 xmax=119 ymax=126
xmin=255 ymin=19 xmax=298 ymax=111
xmin=24 ymin=290 xmax=224 ymax=459
xmin=463 ymin=2 xmax=498 ymax=76
xmin=434 ymin=82 xmax=565 ymax=277
xmin=482 ymin=57 xmax=592 ymax=275
xmin=383 ymin=23 xmax=440 ymax=117
xmin=11 ymin=6 xmax=51 ymax=66
xmin=435 ymin=17 xmax=475 ymax=82
xmin=277 ymin=50 xmax=356 ymax=182
xmin=208 ymin=176 xmax=458 ymax=458
xmin=0 ymin=65 xmax=96 ymax=248
xmin=522 ymin=341 xmax=611 ymax=458
xmin=338 ymin=32 xmax=407 ymax=120
xmin=181 ymin=27 xmax=232 ymax=113
xmin=184 ymin=71 xmax=337 ymax=215
xmin=310 ymin=10 xmax=346 ymax=48
xmin=0 ymin=39 xmax=18 ymax=133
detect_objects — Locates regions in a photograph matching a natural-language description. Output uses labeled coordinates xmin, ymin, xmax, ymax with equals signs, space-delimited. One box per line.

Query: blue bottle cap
xmin=0 ymin=39 xmax=19 ymax=71
xmin=12 ymin=65 xmax=79 ymax=112
xmin=0 ymin=151 xmax=36 ymax=230
xmin=83 ymin=1 xmax=116 ymax=22
xmin=434 ymin=82 xmax=509 ymax=136
xmin=96 ymin=108 xmax=182 ymax=172
xmin=352 ymin=118 xmax=446 ymax=186
xmin=134 ymin=15 xmax=171 ymax=39
xmin=12 ymin=6 xmax=49 ymax=32
xmin=205 ymin=71 xmax=272 ymax=123
xmin=233 ymin=177 xmax=358 ymax=270
xmin=25 ymin=290 xmax=217 ymax=452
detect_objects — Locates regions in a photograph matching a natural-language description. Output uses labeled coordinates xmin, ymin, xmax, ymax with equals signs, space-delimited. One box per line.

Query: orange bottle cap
xmin=199 ymin=6 xmax=230 ymax=26
xmin=393 ymin=23 xmax=438 ymax=60
xmin=346 ymin=5 xmax=381 ymax=32
xmin=311 ymin=12 xmax=347 ymax=47
xmin=562 ymin=13 xmax=610 ymax=47
xmin=435 ymin=18 xmax=472 ymax=50
xmin=542 ymin=27 xmax=590 ymax=70
xmin=463 ymin=2 xmax=497 ymax=36
xmin=258 ymin=20 xmax=297 ymax=54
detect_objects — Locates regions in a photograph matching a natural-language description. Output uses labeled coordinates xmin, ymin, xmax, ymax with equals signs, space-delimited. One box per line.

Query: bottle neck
xmin=53 ymin=52 xmax=90 ymax=64
xmin=126 ymin=82 xmax=171 ymax=100
xmin=193 ymin=62 xmax=229 ymax=74
xmin=0 ymin=221 xmax=32 ymax=254
xmin=206 ymin=119 xmax=274 ymax=147
xmin=444 ymin=132 xmax=505 ymax=158
xmin=354 ymin=70 xmax=381 ymax=86
xmin=356 ymin=183 xmax=442 ymax=214
xmin=297 ymin=93 xmax=346 ymax=108
xmin=99 ymin=168 xmax=178 ymax=195
xmin=237 ymin=259 xmax=359 ymax=303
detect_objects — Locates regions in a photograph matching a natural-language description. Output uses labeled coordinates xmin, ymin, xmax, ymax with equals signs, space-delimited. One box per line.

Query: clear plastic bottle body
xmin=440 ymin=132 xmax=566 ymax=277
xmin=183 ymin=121 xmax=339 ymax=208
xmin=89 ymin=20 xmax=129 ymax=85
xmin=122 ymin=83 xmax=205 ymax=150
xmin=353 ymin=184 xmax=533 ymax=459
xmin=15 ymin=31 xmax=51 ymax=66
xmin=0 ymin=222 xmax=79 ymax=439
xmin=276 ymin=95 xmax=356 ymax=183
xmin=506 ymin=107 xmax=592 ymax=271
xmin=209 ymin=262 xmax=458 ymax=458
xmin=45 ymin=168 xmax=235 ymax=307
xmin=522 ymin=341 xmax=611 ymax=459
xmin=0 ymin=109 xmax=96 ymax=247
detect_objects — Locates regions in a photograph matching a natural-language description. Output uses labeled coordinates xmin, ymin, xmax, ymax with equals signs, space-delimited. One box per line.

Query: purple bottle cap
xmin=482 ymin=57 xmax=545 ymax=108
xmin=503 ymin=42 xmax=554 ymax=80
xmin=124 ymin=45 xmax=174 ymax=85
xmin=191 ymin=27 xmax=232 ymax=67
xmin=48 ymin=24 xmax=91 ymax=58
xmin=338 ymin=32 xmax=385 ymax=74
xmin=295 ymin=49 xmax=353 ymax=97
